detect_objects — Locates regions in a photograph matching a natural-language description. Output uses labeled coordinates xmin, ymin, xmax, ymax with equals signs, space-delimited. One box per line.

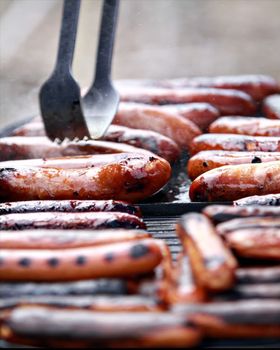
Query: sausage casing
xmin=263 ymin=94 xmax=280 ymax=119
xmin=189 ymin=161 xmax=280 ymax=202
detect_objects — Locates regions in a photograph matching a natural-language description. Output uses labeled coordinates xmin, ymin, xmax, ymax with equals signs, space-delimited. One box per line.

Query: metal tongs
xmin=39 ymin=0 xmax=119 ymax=141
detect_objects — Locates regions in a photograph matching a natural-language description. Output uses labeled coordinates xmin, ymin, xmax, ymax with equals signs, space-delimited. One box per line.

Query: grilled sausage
xmin=236 ymin=266 xmax=280 ymax=284
xmin=0 ymin=212 xmax=145 ymax=231
xmin=173 ymin=300 xmax=280 ymax=338
xmin=11 ymin=121 xmax=46 ymax=137
xmin=234 ymin=193 xmax=280 ymax=206
xmin=0 ymin=199 xmax=141 ymax=216
xmin=209 ymin=116 xmax=280 ymax=136
xmin=161 ymin=75 xmax=280 ymax=101
xmin=187 ymin=150 xmax=280 ymax=180
xmin=0 ymin=238 xmax=164 ymax=281
xmin=190 ymin=134 xmax=280 ymax=155
xmin=113 ymin=103 xmax=201 ymax=150
xmin=119 ymin=87 xmax=257 ymax=115
xmin=0 ymin=307 xmax=201 ymax=348
xmin=189 ymin=161 xmax=280 ymax=202
xmin=203 ymin=205 xmax=280 ymax=224
xmin=0 ymin=136 xmax=151 ymax=161
xmin=263 ymin=94 xmax=280 ymax=119
xmin=0 ymin=229 xmax=150 ymax=250
xmin=0 ymin=154 xmax=171 ymax=202
xmin=176 ymin=213 xmax=237 ymax=292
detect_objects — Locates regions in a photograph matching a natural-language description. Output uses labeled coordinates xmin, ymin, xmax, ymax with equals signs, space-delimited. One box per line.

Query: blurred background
xmin=0 ymin=0 xmax=280 ymax=128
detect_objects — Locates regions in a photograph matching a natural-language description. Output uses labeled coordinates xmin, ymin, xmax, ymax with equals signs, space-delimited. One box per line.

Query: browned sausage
xmin=0 ymin=306 xmax=201 ymax=348
xmin=209 ymin=116 xmax=280 ymax=136
xmin=161 ymin=75 xmax=280 ymax=101
xmin=0 ymin=212 xmax=145 ymax=231
xmin=189 ymin=161 xmax=280 ymax=202
xmin=0 ymin=199 xmax=141 ymax=216
xmin=113 ymin=103 xmax=201 ymax=150
xmin=203 ymin=204 xmax=280 ymax=224
xmin=119 ymin=87 xmax=257 ymax=115
xmin=176 ymin=213 xmax=237 ymax=292
xmin=174 ymin=300 xmax=280 ymax=338
xmin=263 ymin=94 xmax=280 ymax=119
xmin=190 ymin=134 xmax=280 ymax=155
xmin=0 ymin=238 xmax=164 ymax=281
xmin=234 ymin=193 xmax=280 ymax=206
xmin=187 ymin=150 xmax=280 ymax=180
xmin=0 ymin=154 xmax=171 ymax=202
xmin=236 ymin=266 xmax=280 ymax=284
xmin=0 ymin=229 xmax=150 ymax=249
xmin=0 ymin=136 xmax=151 ymax=161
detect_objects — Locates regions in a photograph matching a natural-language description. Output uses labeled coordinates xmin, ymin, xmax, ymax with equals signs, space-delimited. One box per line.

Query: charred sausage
xmin=189 ymin=161 xmax=280 ymax=202
xmin=234 ymin=193 xmax=280 ymax=206
xmin=263 ymin=94 xmax=280 ymax=119
xmin=0 ymin=154 xmax=171 ymax=202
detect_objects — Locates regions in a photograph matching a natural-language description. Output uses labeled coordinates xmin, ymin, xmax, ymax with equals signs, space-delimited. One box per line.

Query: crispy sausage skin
xmin=176 ymin=213 xmax=237 ymax=292
xmin=190 ymin=134 xmax=280 ymax=155
xmin=173 ymin=300 xmax=280 ymax=338
xmin=189 ymin=161 xmax=280 ymax=202
xmin=0 ymin=199 xmax=141 ymax=216
xmin=0 ymin=212 xmax=145 ymax=231
xmin=0 ymin=154 xmax=171 ymax=202
xmin=209 ymin=117 xmax=280 ymax=137
xmin=187 ymin=150 xmax=280 ymax=180
xmin=0 ymin=137 xmax=151 ymax=161
xmin=113 ymin=103 xmax=201 ymax=150
xmin=0 ymin=307 xmax=201 ymax=348
xmin=0 ymin=229 xmax=150 ymax=250
xmin=0 ymin=239 xmax=164 ymax=281
xmin=263 ymin=94 xmax=280 ymax=119
xmin=119 ymin=87 xmax=257 ymax=116
xmin=234 ymin=193 xmax=280 ymax=206
xmin=203 ymin=205 xmax=280 ymax=224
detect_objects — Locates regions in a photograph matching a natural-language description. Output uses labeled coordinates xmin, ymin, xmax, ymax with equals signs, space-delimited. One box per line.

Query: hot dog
xmin=190 ymin=134 xmax=280 ymax=155
xmin=0 ymin=212 xmax=145 ymax=231
xmin=0 ymin=229 xmax=150 ymax=249
xmin=203 ymin=205 xmax=280 ymax=224
xmin=119 ymin=87 xmax=257 ymax=115
xmin=0 ymin=154 xmax=171 ymax=202
xmin=0 ymin=238 xmax=164 ymax=281
xmin=234 ymin=193 xmax=280 ymax=206
xmin=187 ymin=150 xmax=280 ymax=180
xmin=263 ymin=94 xmax=280 ymax=119
xmin=176 ymin=213 xmax=237 ymax=292
xmin=189 ymin=161 xmax=280 ymax=202
xmin=113 ymin=103 xmax=201 ymax=150
xmin=209 ymin=117 xmax=280 ymax=136
xmin=0 ymin=199 xmax=141 ymax=216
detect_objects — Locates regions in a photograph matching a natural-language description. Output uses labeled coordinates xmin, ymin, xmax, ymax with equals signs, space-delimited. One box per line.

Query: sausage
xmin=176 ymin=213 xmax=237 ymax=292
xmin=0 ymin=295 xmax=161 ymax=312
xmin=161 ymin=75 xmax=280 ymax=101
xmin=236 ymin=266 xmax=280 ymax=284
xmin=190 ymin=134 xmax=280 ymax=155
xmin=234 ymin=193 xmax=280 ymax=206
xmin=158 ymin=103 xmax=220 ymax=131
xmin=0 ymin=229 xmax=150 ymax=249
xmin=0 ymin=212 xmax=145 ymax=231
xmin=209 ymin=117 xmax=280 ymax=136
xmin=0 ymin=154 xmax=171 ymax=202
xmin=11 ymin=124 xmax=180 ymax=163
xmin=11 ymin=121 xmax=46 ymax=137
xmin=0 ymin=238 xmax=164 ymax=281
xmin=0 ymin=199 xmax=141 ymax=217
xmin=203 ymin=205 xmax=280 ymax=224
xmin=263 ymin=94 xmax=280 ymax=119
xmin=0 ymin=307 xmax=201 ymax=348
xmin=119 ymin=87 xmax=257 ymax=115
xmin=224 ymin=228 xmax=280 ymax=261
xmin=187 ymin=150 xmax=280 ymax=180
xmin=169 ymin=254 xmax=207 ymax=304
xmin=189 ymin=161 xmax=280 ymax=202
xmin=173 ymin=300 xmax=280 ymax=338
xmin=0 ymin=136 xmax=150 ymax=161
xmin=113 ymin=103 xmax=201 ymax=150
